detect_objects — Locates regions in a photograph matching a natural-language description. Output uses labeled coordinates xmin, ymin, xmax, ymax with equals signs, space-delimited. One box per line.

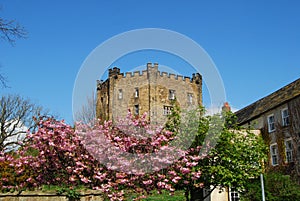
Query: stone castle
xmin=96 ymin=63 xmax=202 ymax=124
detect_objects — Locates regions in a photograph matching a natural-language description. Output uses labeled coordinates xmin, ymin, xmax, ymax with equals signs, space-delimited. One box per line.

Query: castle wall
xmin=96 ymin=63 xmax=202 ymax=125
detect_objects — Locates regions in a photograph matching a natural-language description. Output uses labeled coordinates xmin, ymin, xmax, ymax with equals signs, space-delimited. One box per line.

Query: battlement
xmin=108 ymin=67 xmax=121 ymax=76
xmin=106 ymin=63 xmax=201 ymax=84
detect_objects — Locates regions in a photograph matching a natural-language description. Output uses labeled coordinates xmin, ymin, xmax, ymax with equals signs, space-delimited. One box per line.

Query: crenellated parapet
xmin=106 ymin=63 xmax=201 ymax=84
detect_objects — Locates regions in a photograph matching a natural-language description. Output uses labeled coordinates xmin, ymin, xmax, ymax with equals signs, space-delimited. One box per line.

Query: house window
xmin=134 ymin=105 xmax=139 ymax=115
xmin=163 ymin=106 xmax=173 ymax=116
xmin=118 ymin=89 xmax=123 ymax=100
xmin=229 ymin=188 xmax=240 ymax=201
xmin=285 ymin=140 xmax=293 ymax=163
xmin=270 ymin=144 xmax=278 ymax=166
xmin=282 ymin=108 xmax=290 ymax=126
xmin=169 ymin=90 xmax=175 ymax=100
xmin=187 ymin=93 xmax=193 ymax=104
xmin=134 ymin=88 xmax=139 ymax=98
xmin=267 ymin=114 xmax=275 ymax=132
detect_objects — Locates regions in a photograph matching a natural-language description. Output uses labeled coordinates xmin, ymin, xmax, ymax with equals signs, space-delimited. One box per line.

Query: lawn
xmin=125 ymin=190 xmax=186 ymax=201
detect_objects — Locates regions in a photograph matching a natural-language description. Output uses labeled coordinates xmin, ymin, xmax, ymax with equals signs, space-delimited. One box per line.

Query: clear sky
xmin=1 ymin=0 xmax=300 ymax=124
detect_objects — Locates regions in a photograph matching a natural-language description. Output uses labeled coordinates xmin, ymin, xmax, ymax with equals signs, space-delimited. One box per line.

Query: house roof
xmin=235 ymin=78 xmax=300 ymax=125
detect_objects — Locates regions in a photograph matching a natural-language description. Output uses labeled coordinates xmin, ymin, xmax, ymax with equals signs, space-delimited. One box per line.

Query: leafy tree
xmin=0 ymin=94 xmax=48 ymax=151
xmin=165 ymin=108 xmax=267 ymax=201
xmin=241 ymin=171 xmax=300 ymax=201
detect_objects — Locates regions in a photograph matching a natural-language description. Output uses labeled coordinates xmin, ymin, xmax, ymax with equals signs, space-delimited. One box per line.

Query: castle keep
xmin=96 ymin=63 xmax=202 ymax=124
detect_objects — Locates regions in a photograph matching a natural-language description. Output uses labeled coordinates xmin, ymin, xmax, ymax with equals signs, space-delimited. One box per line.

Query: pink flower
xmin=69 ymin=175 xmax=76 ymax=182
xmin=186 ymin=161 xmax=198 ymax=167
xmin=168 ymin=170 xmax=177 ymax=176
xmin=157 ymin=181 xmax=165 ymax=188
xmin=16 ymin=169 xmax=24 ymax=175
xmin=180 ymin=167 xmax=191 ymax=174
xmin=116 ymin=172 xmax=126 ymax=179
xmin=26 ymin=177 xmax=33 ymax=183
xmin=142 ymin=180 xmax=153 ymax=185
xmin=0 ymin=157 xmax=5 ymax=162
xmin=191 ymin=171 xmax=201 ymax=180
xmin=80 ymin=177 xmax=91 ymax=183
xmin=2 ymin=178 xmax=8 ymax=182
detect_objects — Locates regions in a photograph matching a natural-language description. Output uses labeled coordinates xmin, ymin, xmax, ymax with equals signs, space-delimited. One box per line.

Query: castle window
xmin=281 ymin=108 xmax=289 ymax=126
xmin=267 ymin=114 xmax=275 ymax=132
xmin=134 ymin=105 xmax=139 ymax=115
xmin=118 ymin=89 xmax=123 ymax=100
xmin=270 ymin=144 xmax=278 ymax=166
xmin=169 ymin=90 xmax=175 ymax=100
xmin=163 ymin=106 xmax=173 ymax=116
xmin=285 ymin=139 xmax=293 ymax=163
xmin=187 ymin=93 xmax=193 ymax=104
xmin=135 ymin=88 xmax=139 ymax=98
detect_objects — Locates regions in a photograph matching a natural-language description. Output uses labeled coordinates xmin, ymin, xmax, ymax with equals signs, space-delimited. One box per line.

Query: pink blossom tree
xmin=0 ymin=109 xmax=266 ymax=201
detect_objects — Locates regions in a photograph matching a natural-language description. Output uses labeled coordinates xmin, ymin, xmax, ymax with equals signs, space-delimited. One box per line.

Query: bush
xmin=241 ymin=172 xmax=300 ymax=201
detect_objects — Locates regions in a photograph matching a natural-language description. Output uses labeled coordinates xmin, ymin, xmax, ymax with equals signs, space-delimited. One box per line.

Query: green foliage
xmin=0 ymin=154 xmax=38 ymax=192
xmin=241 ymin=172 xmax=300 ymax=201
xmin=124 ymin=190 xmax=186 ymax=201
xmin=207 ymin=129 xmax=266 ymax=190
xmin=164 ymin=99 xmax=181 ymax=135
xmin=164 ymin=108 xmax=268 ymax=200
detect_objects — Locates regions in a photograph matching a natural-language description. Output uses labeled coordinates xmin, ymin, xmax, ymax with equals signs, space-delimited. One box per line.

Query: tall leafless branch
xmin=0 ymin=94 xmax=49 ymax=152
xmin=0 ymin=14 xmax=27 ymax=87
xmin=0 ymin=17 xmax=27 ymax=45
xmin=74 ymin=92 xmax=96 ymax=124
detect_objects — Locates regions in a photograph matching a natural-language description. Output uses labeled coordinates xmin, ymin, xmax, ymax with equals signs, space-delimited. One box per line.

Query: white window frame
xmin=270 ymin=143 xmax=279 ymax=166
xmin=187 ymin=93 xmax=193 ymax=104
xmin=118 ymin=89 xmax=123 ymax=100
xmin=229 ymin=188 xmax=240 ymax=201
xmin=169 ymin=89 xmax=175 ymax=100
xmin=285 ymin=139 xmax=293 ymax=163
xmin=163 ymin=106 xmax=173 ymax=116
xmin=134 ymin=88 xmax=139 ymax=98
xmin=281 ymin=108 xmax=289 ymax=126
xmin=134 ymin=104 xmax=139 ymax=115
xmin=267 ymin=114 xmax=275 ymax=132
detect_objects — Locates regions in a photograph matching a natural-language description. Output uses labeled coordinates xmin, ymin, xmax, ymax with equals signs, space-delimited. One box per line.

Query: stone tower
xmin=96 ymin=63 xmax=202 ymax=124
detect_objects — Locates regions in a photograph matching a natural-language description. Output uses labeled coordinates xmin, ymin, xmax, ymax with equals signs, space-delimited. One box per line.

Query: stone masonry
xmin=96 ymin=63 xmax=202 ymax=125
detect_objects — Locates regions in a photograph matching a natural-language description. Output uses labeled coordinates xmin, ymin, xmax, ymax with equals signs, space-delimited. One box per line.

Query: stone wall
xmin=0 ymin=190 xmax=103 ymax=201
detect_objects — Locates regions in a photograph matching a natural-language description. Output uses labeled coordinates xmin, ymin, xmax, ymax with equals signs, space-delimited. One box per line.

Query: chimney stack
xmin=222 ymin=102 xmax=231 ymax=112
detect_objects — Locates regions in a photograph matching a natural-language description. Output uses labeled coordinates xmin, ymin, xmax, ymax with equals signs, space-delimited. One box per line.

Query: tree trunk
xmin=185 ymin=189 xmax=190 ymax=201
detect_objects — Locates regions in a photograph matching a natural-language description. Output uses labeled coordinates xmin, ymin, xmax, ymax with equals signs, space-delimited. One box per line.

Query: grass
xmin=125 ymin=190 xmax=186 ymax=201
xmin=41 ymin=186 xmax=186 ymax=201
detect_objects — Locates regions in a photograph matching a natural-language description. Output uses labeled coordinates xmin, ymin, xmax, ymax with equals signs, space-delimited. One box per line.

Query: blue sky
xmin=1 ymin=0 xmax=300 ymax=124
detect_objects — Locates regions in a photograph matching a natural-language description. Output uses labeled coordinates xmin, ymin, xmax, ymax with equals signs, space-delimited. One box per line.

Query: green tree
xmin=241 ymin=171 xmax=300 ymax=201
xmin=165 ymin=108 xmax=267 ymax=201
